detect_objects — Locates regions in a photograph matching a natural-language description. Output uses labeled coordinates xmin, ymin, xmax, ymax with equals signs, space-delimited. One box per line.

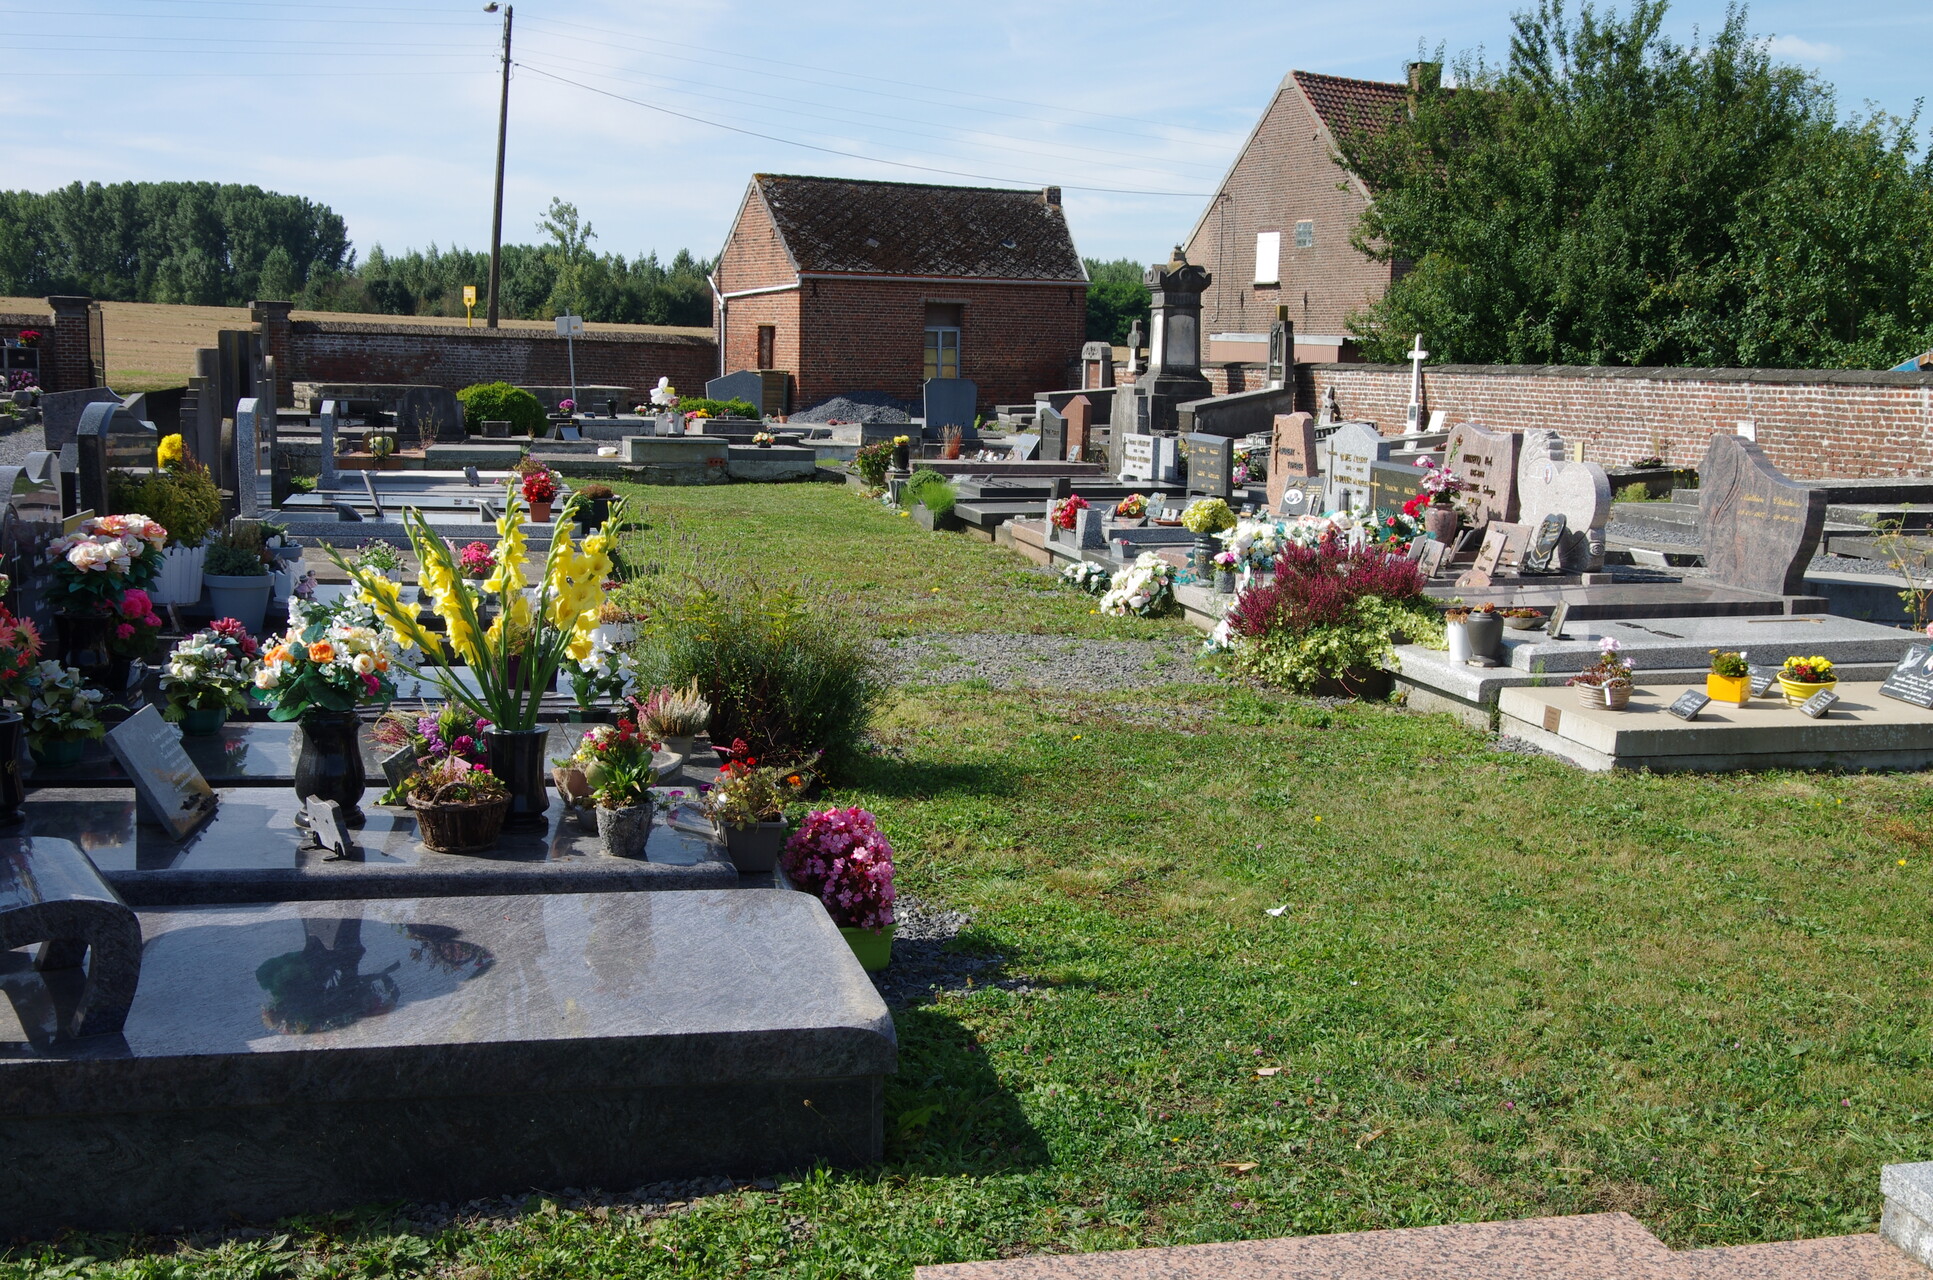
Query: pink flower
xmin=361 ymin=673 xmax=379 ymax=693
xmin=115 ymin=623 xmax=135 ymax=640
xmin=122 ymin=589 xmax=152 ymax=613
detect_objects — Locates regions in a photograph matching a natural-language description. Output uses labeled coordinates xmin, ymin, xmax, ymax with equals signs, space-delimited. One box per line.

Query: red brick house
xmin=1183 ymin=67 xmax=1431 ymax=369
xmin=710 ymin=174 xmax=1088 ymax=414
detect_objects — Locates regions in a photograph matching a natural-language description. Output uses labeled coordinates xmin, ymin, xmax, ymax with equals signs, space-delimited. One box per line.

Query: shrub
xmin=109 ymin=461 xmax=222 ymax=548
xmin=852 ymin=441 xmax=894 ymax=487
xmin=916 ymin=480 xmax=956 ymax=518
xmin=1221 ymin=536 xmax=1440 ymax=691
xmin=456 ymin=382 xmax=545 ymax=437
xmin=626 ymin=549 xmax=888 ymax=775
xmin=205 ymin=535 xmax=267 ymax=577
xmin=671 ymin=396 xmax=758 ymax=420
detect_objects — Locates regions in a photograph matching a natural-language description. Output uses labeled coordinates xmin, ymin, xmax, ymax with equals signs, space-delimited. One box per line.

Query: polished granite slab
xmin=18 ymin=786 xmax=738 ymax=905
xmin=0 ymin=889 xmax=894 ymax=1234
xmin=1427 ymin=579 xmax=1828 ymax=620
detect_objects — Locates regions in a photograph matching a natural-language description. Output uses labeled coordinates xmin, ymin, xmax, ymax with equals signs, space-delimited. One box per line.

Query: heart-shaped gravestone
xmin=1696 ymin=431 xmax=1825 ymax=596
xmin=1516 ymin=430 xmax=1609 ymax=570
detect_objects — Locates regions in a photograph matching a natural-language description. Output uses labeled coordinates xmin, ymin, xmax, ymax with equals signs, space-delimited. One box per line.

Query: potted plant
xmin=752 ymin=431 xmax=776 ymax=448
xmin=46 ymin=513 xmax=166 ymax=678
xmin=1182 ymin=498 xmax=1237 ymax=574
xmin=1502 ymin=607 xmax=1546 ymax=631
xmin=103 ymin=588 xmax=165 ymax=701
xmin=204 ymin=531 xmax=274 ymax=634
xmin=573 ymin=483 xmax=614 ymax=532
xmin=1443 ymin=603 xmax=1503 ymax=663
xmin=518 ymin=463 xmax=559 ymax=523
xmin=160 ymin=622 xmax=260 ymax=736
xmin=890 ymin=433 xmax=911 ymax=472
xmin=0 ymin=581 xmax=42 ymax=816
xmin=586 ymin=717 xmax=660 ymax=859
xmin=1212 ymin=549 xmax=1240 ymax=593
xmin=18 ymin=661 xmax=106 ymax=769
xmin=637 ymin=679 xmax=711 ymax=758
xmin=354 ymin=539 xmax=406 ymax=584
xmin=1777 ymin=655 xmax=1836 ymax=706
xmin=333 ymin=490 xmax=623 ymax=832
xmin=782 ymin=806 xmax=897 ymax=971
xmin=253 ymin=598 xmax=402 ymax=821
xmin=1418 ymin=459 xmax=1467 ymax=543
xmin=1113 ymin=493 xmax=1148 ymax=527
xmin=113 ymin=436 xmax=221 ymax=607
xmin=374 ymin=703 xmax=490 ymax=801
xmin=1567 ymin=637 xmax=1635 ymax=710
xmin=703 ymin=755 xmax=810 ymax=873
xmin=1707 ymin=649 xmax=1752 ymax=706
xmin=851 ymin=442 xmax=894 ymax=488
xmin=1049 ymin=493 xmax=1089 ymax=542
xmin=405 ymin=755 xmax=510 ymax=854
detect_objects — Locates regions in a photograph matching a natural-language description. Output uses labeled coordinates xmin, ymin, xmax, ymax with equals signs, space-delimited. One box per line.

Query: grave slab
xmin=16 ymin=786 xmax=735 ymax=905
xmin=1431 ymin=579 xmax=1826 ymax=623
xmin=0 ymin=888 xmax=893 ymax=1235
xmin=1503 ymin=613 xmax=1920 ymax=674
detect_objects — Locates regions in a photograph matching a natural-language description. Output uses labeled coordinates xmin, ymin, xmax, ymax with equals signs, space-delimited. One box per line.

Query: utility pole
xmin=486 ymin=3 xmax=513 ymax=328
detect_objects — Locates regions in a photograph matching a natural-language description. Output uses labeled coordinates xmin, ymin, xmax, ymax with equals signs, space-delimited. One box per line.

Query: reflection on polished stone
xmin=21 ymin=786 xmax=736 ymax=905
xmin=0 ymin=889 xmax=894 ymax=1235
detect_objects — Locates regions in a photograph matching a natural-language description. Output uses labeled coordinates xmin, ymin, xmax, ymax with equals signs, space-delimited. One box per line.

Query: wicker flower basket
xmin=1576 ymin=681 xmax=1632 ymax=710
xmin=408 ymin=786 xmax=510 ymax=854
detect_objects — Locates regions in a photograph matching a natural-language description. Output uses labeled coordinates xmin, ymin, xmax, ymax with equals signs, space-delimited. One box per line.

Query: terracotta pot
xmin=528 ymin=499 xmax=553 ymax=523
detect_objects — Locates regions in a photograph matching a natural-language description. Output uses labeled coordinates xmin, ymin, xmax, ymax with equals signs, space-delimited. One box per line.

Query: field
xmin=11 ymin=483 xmax=1931 ymax=1279
xmin=0 ymin=297 xmax=709 ymax=395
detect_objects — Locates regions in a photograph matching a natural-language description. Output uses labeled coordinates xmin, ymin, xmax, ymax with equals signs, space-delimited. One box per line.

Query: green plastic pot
xmin=32 ymin=737 xmax=86 ymax=769
xmin=839 ymin=924 xmax=896 ymax=972
xmin=180 ymin=706 xmax=228 ymax=737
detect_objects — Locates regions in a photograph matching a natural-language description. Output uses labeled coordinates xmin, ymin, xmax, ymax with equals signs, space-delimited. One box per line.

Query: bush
xmin=852 ymin=442 xmax=894 ymax=487
xmin=109 ymin=462 xmax=222 ymax=548
xmin=914 ymin=479 xmax=956 ymax=517
xmin=675 ymin=397 xmax=758 ymax=420
xmin=1221 ymin=536 xmax=1440 ymax=691
xmin=624 ymin=549 xmax=888 ymax=776
xmin=205 ymin=536 xmax=267 ymax=577
xmin=456 ymin=382 xmax=545 ymax=437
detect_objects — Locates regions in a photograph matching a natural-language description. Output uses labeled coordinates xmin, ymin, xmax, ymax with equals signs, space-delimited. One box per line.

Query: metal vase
xmin=487 ymin=727 xmax=551 ymax=832
xmin=295 ymin=709 xmax=366 ymax=823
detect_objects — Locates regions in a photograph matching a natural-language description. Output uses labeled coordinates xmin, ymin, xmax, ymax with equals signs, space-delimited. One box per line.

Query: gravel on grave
xmin=877 ymin=632 xmax=1225 ymax=690
xmin=0 ymin=417 xmax=45 ymax=470
xmin=788 ymin=392 xmax=914 ymax=424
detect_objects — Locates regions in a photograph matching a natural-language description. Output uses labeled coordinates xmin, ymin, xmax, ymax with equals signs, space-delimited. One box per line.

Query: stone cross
xmin=1696 ymin=431 xmax=1827 ymax=596
xmin=1064 ymin=395 xmax=1093 ymax=462
xmin=1125 ymin=321 xmax=1144 ymax=375
xmin=1405 ymin=334 xmax=1429 ymax=430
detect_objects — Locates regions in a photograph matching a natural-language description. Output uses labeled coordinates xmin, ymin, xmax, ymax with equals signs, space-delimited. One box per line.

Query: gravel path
xmin=0 ymin=417 xmax=44 ymax=469
xmin=877 ymin=632 xmax=1223 ymax=690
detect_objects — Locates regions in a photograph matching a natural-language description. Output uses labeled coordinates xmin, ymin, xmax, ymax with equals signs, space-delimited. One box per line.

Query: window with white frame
xmin=1253 ymin=231 xmax=1281 ymax=285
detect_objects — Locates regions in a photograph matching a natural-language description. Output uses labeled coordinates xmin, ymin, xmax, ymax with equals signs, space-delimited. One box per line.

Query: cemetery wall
xmin=0 ymin=312 xmax=49 ymax=342
xmin=282 ymin=320 xmax=716 ymax=403
xmin=796 ymin=278 xmax=1084 ymax=413
xmin=1295 ymin=362 xmax=1933 ymax=481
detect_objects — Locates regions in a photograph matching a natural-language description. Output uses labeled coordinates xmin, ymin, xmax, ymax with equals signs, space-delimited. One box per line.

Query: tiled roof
xmin=752 ymin=175 xmax=1086 ymax=281
xmin=1292 ymin=71 xmax=1410 ymax=143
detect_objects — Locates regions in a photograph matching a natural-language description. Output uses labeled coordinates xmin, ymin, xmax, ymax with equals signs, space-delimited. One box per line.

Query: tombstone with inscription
xmin=1319 ymin=422 xmax=1392 ymax=515
xmin=1185 ymin=433 xmax=1233 ymax=500
xmin=316 ymin=400 xmax=342 ymax=489
xmin=923 ymin=378 xmax=977 ymax=429
xmin=76 ymin=401 xmax=157 ymax=520
xmin=1119 ymin=433 xmax=1179 ymax=485
xmin=1080 ymin=342 xmax=1115 ymax=392
xmin=1037 ymin=405 xmax=1066 ymax=466
xmin=1516 ymin=429 xmax=1610 ymax=570
xmin=1696 ymin=431 xmax=1827 ymax=597
xmin=1136 ymin=248 xmax=1212 ymax=433
xmin=1064 ymin=395 xmax=1094 ymax=462
xmin=1440 ymin=422 xmax=1521 ymax=527
xmin=104 ymin=706 xmax=218 ymax=841
xmin=234 ymin=397 xmax=266 ymax=519
xmin=1880 ymin=646 xmax=1933 ymax=709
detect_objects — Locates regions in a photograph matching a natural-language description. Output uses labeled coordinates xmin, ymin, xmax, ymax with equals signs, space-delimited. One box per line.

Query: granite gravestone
xmin=1517 ymin=430 xmax=1611 ymax=570
xmin=923 ymin=378 xmax=977 ymax=429
xmin=104 ymin=706 xmax=219 ymax=842
xmin=75 ymin=401 xmax=155 ymax=519
xmin=39 ymin=388 xmax=122 ymax=453
xmin=1071 ymin=506 xmax=1108 ymax=551
xmin=1038 ymin=406 xmax=1066 ymax=466
xmin=1185 ymin=433 xmax=1233 ymax=499
xmin=1267 ymin=412 xmax=1318 ymax=514
xmin=1320 ymin=421 xmax=1391 ymax=515
xmin=707 ymin=370 xmax=765 ymax=408
xmin=1276 ymin=480 xmax=1324 ymax=516
xmin=1080 ymin=341 xmax=1115 ymax=391
xmin=1880 ymin=645 xmax=1933 ymax=709
xmin=1696 ymin=432 xmax=1828 ymax=597
xmin=1064 ymin=395 xmax=1094 ymax=462
xmin=317 ymin=400 xmax=342 ymax=488
xmin=1441 ymin=421 xmax=1521 ymax=527
xmin=1520 ymin=513 xmax=1569 ymax=574
xmin=1119 ymin=434 xmax=1179 ymax=485
xmin=1370 ymin=459 xmax=1428 ymax=516
xmin=234 ymin=397 xmax=264 ymax=519
xmin=0 ymin=835 xmax=143 ymax=1039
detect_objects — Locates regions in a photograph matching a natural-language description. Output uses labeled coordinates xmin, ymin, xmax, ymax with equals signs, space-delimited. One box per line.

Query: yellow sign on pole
xmin=464 ymin=285 xmax=478 ymax=328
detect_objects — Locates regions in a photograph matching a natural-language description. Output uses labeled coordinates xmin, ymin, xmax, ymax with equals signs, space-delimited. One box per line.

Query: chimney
xmin=1042 ymin=186 xmax=1061 ymax=207
xmin=1407 ymin=61 xmax=1441 ymax=116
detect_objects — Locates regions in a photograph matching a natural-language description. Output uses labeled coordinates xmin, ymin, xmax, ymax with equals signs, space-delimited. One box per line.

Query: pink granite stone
xmin=1671 ymin=1232 xmax=1925 ymax=1278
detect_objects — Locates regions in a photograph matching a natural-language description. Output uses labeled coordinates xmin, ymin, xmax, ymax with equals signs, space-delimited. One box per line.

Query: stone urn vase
xmin=1423 ymin=500 xmax=1460 ymax=545
xmin=596 ymin=799 xmax=655 ymax=859
xmin=295 ymin=709 xmax=366 ymax=823
xmin=1463 ymin=609 xmax=1504 ymax=660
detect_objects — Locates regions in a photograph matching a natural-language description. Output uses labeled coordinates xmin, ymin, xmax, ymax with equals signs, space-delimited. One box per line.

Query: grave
xmin=1118 ymin=433 xmax=1179 ymax=485
xmin=1038 ymin=405 xmax=1066 ymax=466
xmin=1517 ymin=430 xmax=1610 ymax=570
xmin=1441 ymin=421 xmax=1520 ymax=527
xmin=1125 ymin=249 xmax=1212 ymax=434
xmin=1079 ymin=341 xmax=1114 ymax=391
xmin=1184 ymin=432 xmax=1233 ymax=499
xmin=38 ymin=387 xmax=122 ymax=452
xmin=0 ymin=888 xmax=895 ymax=1235
xmin=75 ymin=400 xmax=157 ymax=519
xmin=1318 ymin=422 xmax=1392 ymax=514
xmin=1698 ymin=431 xmax=1828 ymax=597
xmin=706 ymin=369 xmax=767 ymax=410
xmin=1064 ymin=395 xmax=1094 ymax=462
xmin=923 ymin=377 xmax=977 ymax=429
xmin=1266 ymin=412 xmax=1317 ymax=514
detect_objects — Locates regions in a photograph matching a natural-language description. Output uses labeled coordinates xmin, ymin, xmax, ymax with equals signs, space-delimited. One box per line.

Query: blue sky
xmin=6 ymin=0 xmax=1926 ymax=271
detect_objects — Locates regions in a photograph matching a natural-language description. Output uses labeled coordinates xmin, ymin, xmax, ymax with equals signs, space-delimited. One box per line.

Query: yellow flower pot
xmin=1706 ymin=673 xmax=1751 ymax=705
xmin=1778 ymin=678 xmax=1836 ymax=707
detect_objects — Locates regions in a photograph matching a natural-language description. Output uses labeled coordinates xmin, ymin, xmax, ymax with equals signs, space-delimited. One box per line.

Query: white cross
xmin=1406 ymin=333 xmax=1429 ymax=428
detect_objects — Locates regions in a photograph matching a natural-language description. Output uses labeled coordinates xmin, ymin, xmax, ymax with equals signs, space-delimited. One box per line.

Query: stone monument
xmin=1080 ymin=342 xmax=1114 ymax=391
xmin=1516 ymin=429 xmax=1610 ymax=570
xmin=1441 ymin=421 xmax=1521 ymax=527
xmin=1134 ymin=247 xmax=1212 ymax=434
xmin=1267 ymin=412 xmax=1318 ymax=514
xmin=1697 ymin=431 xmax=1827 ymax=596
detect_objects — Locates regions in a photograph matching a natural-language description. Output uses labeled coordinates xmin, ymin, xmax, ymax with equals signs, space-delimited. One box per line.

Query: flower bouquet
xmin=373 ymin=703 xmax=490 ymax=799
xmin=19 ymin=661 xmax=106 ymax=767
xmin=1778 ymin=654 xmax=1836 ymax=706
xmin=1707 ymin=649 xmax=1751 ymax=705
xmin=1099 ymin=553 xmax=1177 ymax=617
xmin=105 ymin=588 xmax=164 ymax=661
xmin=1181 ymin=498 xmax=1236 ymax=535
xmin=455 ymin=540 xmax=496 ymax=581
xmin=160 ymin=626 xmax=259 ymax=734
xmin=1567 ymin=637 xmax=1635 ymax=709
xmin=47 ymin=514 xmax=166 ymax=609
xmin=782 ymin=806 xmax=897 ymax=969
xmin=558 ymin=398 xmax=576 ymax=415
xmin=1114 ymin=493 xmax=1148 ymax=522
xmin=254 ymin=607 xmax=402 ymax=817
xmin=1060 ymin=561 xmax=1110 ymax=596
xmin=1050 ymin=493 xmax=1089 ymax=532
xmin=752 ymin=431 xmax=776 ymax=446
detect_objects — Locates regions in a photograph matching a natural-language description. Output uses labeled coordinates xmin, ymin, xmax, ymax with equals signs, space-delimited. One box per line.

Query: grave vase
xmin=0 ymin=710 xmax=24 ymax=823
xmin=1445 ymin=621 xmax=1474 ymax=664
xmin=1424 ymin=501 xmax=1460 ymax=545
xmin=180 ymin=706 xmax=227 ymax=737
xmin=294 ymin=710 xmax=366 ymax=824
xmin=891 ymin=444 xmax=910 ymax=471
xmin=486 ymin=727 xmax=551 ymax=833
xmin=1192 ymin=535 xmax=1219 ymax=576
xmin=1463 ymin=611 xmax=1504 ymax=660
xmin=204 ymin=572 xmax=272 ymax=634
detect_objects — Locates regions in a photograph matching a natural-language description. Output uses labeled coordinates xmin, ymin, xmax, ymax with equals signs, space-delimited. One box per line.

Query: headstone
xmin=1321 ymin=385 xmax=1341 ymax=424
xmin=559 ymin=424 xmax=582 ymax=441
xmin=234 ymin=397 xmax=263 ymax=518
xmin=1440 ymin=422 xmax=1521 ymax=526
xmin=1667 ymin=690 xmax=1711 ymax=720
xmin=1125 ymin=320 xmax=1144 ymax=375
xmin=317 ymin=400 xmax=341 ymax=488
xmin=1064 ymin=396 xmax=1094 ymax=462
xmin=1517 ymin=430 xmax=1610 ymax=571
xmin=1038 ymin=406 xmax=1066 ymax=465
xmin=1267 ymin=412 xmax=1316 ymax=516
xmin=1119 ymin=434 xmax=1178 ymax=485
xmin=1370 ymin=459 xmax=1428 ymax=515
xmin=1007 ymin=432 xmax=1039 ymax=461
xmin=1458 ymin=521 xmax=1531 ymax=587
xmin=1696 ymin=432 xmax=1828 ymax=597
xmin=104 ymin=706 xmax=218 ymax=841
xmin=1072 ymin=506 xmax=1108 ymax=551
xmin=1319 ymin=421 xmax=1391 ymax=514
xmin=74 ymin=403 xmax=114 ymax=521
xmin=1184 ymin=433 xmax=1233 ymax=499
xmin=923 ymin=378 xmax=977 ymax=429
xmin=1879 ymin=645 xmax=1933 ymax=709
xmin=707 ymin=370 xmax=764 ymax=407
xmin=1520 ymin=513 xmax=1568 ymax=574
xmin=1080 ymin=342 xmax=1115 ymax=392
xmin=1138 ymin=249 xmax=1213 ymax=433
xmin=1416 ymin=539 xmax=1449 ymax=577
xmin=38 ymin=387 xmax=122 ymax=452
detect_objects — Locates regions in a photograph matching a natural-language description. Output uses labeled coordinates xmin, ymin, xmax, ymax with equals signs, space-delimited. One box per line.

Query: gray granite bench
xmin=0 ymin=835 xmax=141 ymax=1038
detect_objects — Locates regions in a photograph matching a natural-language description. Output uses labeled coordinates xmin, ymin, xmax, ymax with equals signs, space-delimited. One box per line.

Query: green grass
xmin=19 ymin=481 xmax=1933 ymax=1277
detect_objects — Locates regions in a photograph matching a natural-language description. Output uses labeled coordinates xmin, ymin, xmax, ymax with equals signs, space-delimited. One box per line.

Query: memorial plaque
xmin=1471 ymin=528 xmax=1510 ymax=577
xmin=1667 ymin=690 xmax=1711 ymax=720
xmin=558 ymin=424 xmax=581 ymax=442
xmin=1185 ymin=433 xmax=1233 ymax=499
xmin=104 ymin=706 xmax=218 ymax=841
xmin=1416 ymin=539 xmax=1449 ymax=578
xmin=1799 ymin=689 xmax=1839 ymax=719
xmin=1319 ymin=422 xmax=1390 ymax=514
xmin=1277 ymin=479 xmax=1324 ymax=515
xmin=1520 ymin=514 xmax=1569 ymax=574
xmin=1441 ymin=421 xmax=1521 ymax=526
xmin=463 ymin=465 xmax=481 ymax=487
xmin=1370 ymin=459 xmax=1428 ymax=515
xmin=1748 ymin=665 xmax=1778 ymax=697
xmin=1879 ymin=645 xmax=1933 ymax=708
xmin=1697 ymin=432 xmax=1829 ymax=597
xmin=302 ymin=796 xmax=356 ymax=860
xmin=1547 ymin=601 xmax=1570 ymax=639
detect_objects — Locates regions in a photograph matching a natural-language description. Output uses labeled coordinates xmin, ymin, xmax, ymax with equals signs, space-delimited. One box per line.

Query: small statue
xmin=1322 ymin=385 xmax=1341 ymax=424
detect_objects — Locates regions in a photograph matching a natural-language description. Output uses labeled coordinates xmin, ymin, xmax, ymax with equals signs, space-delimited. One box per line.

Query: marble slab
xmin=16 ymin=786 xmax=737 ymax=905
xmin=0 ymin=889 xmax=894 ymax=1234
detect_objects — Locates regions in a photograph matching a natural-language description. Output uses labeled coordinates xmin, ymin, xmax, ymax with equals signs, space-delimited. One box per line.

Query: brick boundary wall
xmin=279 ymin=318 xmax=718 ymax=406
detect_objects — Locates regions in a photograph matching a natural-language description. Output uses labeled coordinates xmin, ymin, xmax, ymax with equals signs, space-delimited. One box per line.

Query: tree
xmin=1334 ymin=1 xmax=1933 ymax=369
xmin=1084 ymin=257 xmax=1150 ymax=345
xmin=539 ymin=197 xmax=596 ymax=318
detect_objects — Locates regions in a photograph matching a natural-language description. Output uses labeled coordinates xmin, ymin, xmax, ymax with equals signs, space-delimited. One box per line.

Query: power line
xmin=514 ymin=61 xmax=1210 ymax=198
xmin=5 ymin=8 xmax=476 ymax=23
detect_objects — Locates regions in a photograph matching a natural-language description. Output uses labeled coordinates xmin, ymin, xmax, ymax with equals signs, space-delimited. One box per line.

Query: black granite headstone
xmin=1038 ymin=406 xmax=1066 ymax=466
xmin=1667 ymin=690 xmax=1710 ymax=720
xmin=1879 ymin=645 xmax=1933 ymax=708
xmin=1185 ymin=432 xmax=1232 ymax=499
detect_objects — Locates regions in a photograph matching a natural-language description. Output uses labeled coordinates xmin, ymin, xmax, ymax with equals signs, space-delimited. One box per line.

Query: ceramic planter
xmin=658 ymin=734 xmax=697 ymax=759
xmin=912 ymin=504 xmax=961 ymax=532
xmin=1779 ymin=678 xmax=1837 ymax=707
xmin=1463 ymin=611 xmax=1504 ymax=659
xmin=180 ymin=706 xmax=228 ymax=736
xmin=528 ymin=500 xmax=553 ymax=523
xmin=151 ymin=542 xmax=207 ymax=606
xmin=719 ymin=819 xmax=788 ymax=873
xmin=295 ymin=709 xmax=366 ymax=822
xmin=1445 ymin=620 xmax=1473 ymax=664
xmin=596 ymin=800 xmax=655 ymax=859
xmin=1423 ymin=502 xmax=1460 ymax=544
xmin=32 ymin=736 xmax=86 ymax=769
xmin=204 ymin=572 xmax=272 ymax=634
xmin=839 ymin=924 xmax=896 ymax=972
xmin=1706 ymin=672 xmax=1751 ymax=705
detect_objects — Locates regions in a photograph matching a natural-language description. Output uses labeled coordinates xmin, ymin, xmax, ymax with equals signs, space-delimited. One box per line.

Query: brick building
xmin=1183 ymin=68 xmax=1428 ymax=367
xmin=711 ymin=174 xmax=1089 ymax=414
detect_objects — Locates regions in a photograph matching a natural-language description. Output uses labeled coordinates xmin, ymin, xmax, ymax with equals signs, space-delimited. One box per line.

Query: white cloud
xmin=1765 ymin=34 xmax=1844 ymax=64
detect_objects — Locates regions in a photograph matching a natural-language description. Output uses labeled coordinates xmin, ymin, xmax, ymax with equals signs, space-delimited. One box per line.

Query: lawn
xmin=14 ymin=482 xmax=1929 ymax=1278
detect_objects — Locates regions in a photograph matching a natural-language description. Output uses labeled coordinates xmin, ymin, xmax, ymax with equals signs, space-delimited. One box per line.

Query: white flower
xmin=352 ymin=652 xmax=376 ymax=675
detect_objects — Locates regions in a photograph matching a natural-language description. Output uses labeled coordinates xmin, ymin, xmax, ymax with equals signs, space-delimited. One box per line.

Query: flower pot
xmin=0 ymin=710 xmax=24 ymax=822
xmin=551 ymin=763 xmax=592 ymax=807
xmin=891 ymin=444 xmax=910 ymax=471
xmin=839 ymin=924 xmax=896 ymax=972
xmin=1706 ymin=673 xmax=1751 ymax=706
xmin=1779 ymin=678 xmax=1837 ymax=707
xmin=31 ymin=736 xmax=86 ymax=770
xmin=1463 ymin=611 xmax=1504 ymax=660
xmin=54 ymin=611 xmax=112 ymax=671
xmin=528 ymin=500 xmax=553 ymax=523
xmin=1192 ymin=535 xmax=1219 ymax=576
xmin=596 ymin=800 xmax=655 ymax=859
xmin=295 ymin=709 xmax=367 ymax=822
xmin=486 ymin=726 xmax=550 ymax=832
xmin=1423 ymin=502 xmax=1460 ymax=544
xmin=1445 ymin=620 xmax=1473 ymax=664
xmin=659 ymin=734 xmax=697 ymax=759
xmin=151 ymin=542 xmax=207 ymax=607
xmin=1114 ymin=515 xmax=1147 ymax=528
xmin=1503 ymin=613 xmax=1546 ymax=631
xmin=719 ymin=819 xmax=788 ymax=873
xmin=204 ymin=572 xmax=272 ymax=634
xmin=180 ymin=706 xmax=228 ymax=736
xmin=1576 ymin=683 xmax=1631 ymax=710
xmin=409 ymin=790 xmax=509 ymax=854
xmin=574 ymin=498 xmax=611 ymax=532
xmin=1216 ymin=570 xmax=1237 ymax=593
